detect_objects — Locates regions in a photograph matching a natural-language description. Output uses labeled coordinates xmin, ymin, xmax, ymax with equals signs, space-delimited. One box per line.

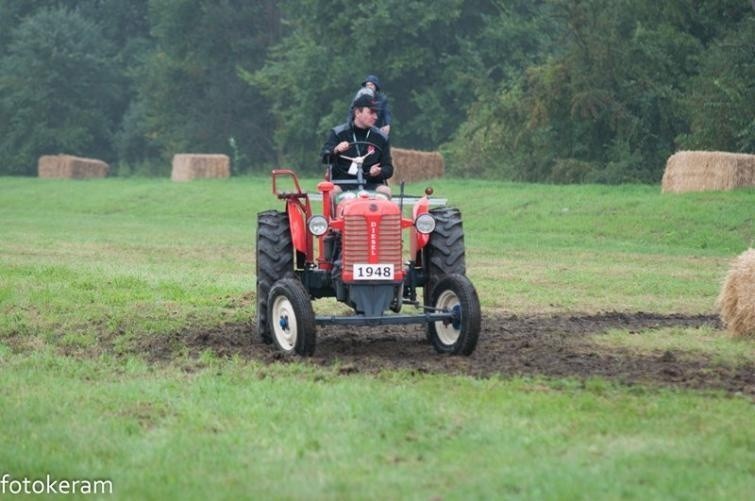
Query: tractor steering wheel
xmin=329 ymin=140 xmax=384 ymax=190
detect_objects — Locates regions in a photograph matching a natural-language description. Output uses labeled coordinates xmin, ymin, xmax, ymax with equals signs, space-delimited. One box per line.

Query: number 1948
xmin=354 ymin=263 xmax=394 ymax=280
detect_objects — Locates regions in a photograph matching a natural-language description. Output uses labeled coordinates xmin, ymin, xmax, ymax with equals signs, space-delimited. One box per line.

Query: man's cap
xmin=352 ymin=93 xmax=378 ymax=110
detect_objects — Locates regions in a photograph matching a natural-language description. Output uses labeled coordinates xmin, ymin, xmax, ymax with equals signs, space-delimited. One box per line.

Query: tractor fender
xmin=411 ymin=196 xmax=431 ymax=255
xmin=287 ymin=200 xmax=308 ymax=254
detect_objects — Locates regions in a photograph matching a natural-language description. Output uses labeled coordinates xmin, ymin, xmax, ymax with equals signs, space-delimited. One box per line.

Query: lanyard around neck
xmin=352 ymin=128 xmax=370 ymax=156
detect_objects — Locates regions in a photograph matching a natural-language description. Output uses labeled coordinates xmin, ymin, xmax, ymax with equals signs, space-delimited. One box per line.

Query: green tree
xmin=0 ymin=0 xmax=55 ymax=50
xmin=128 ymin=0 xmax=281 ymax=172
xmin=0 ymin=7 xmax=121 ymax=174
xmin=0 ymin=1 xmax=151 ymax=67
xmin=2 ymin=0 xmax=748 ymax=180
xmin=248 ymin=0 xmax=511 ymax=170
xmin=446 ymin=0 xmax=752 ymax=183
xmin=678 ymin=15 xmax=755 ymax=153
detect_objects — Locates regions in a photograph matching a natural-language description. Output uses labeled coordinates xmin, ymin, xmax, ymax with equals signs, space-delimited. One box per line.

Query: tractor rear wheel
xmin=423 ymin=207 xmax=466 ymax=339
xmin=256 ymin=210 xmax=293 ymax=343
xmin=423 ymin=207 xmax=465 ymax=301
xmin=427 ymin=274 xmax=480 ymax=355
xmin=267 ymin=278 xmax=316 ymax=356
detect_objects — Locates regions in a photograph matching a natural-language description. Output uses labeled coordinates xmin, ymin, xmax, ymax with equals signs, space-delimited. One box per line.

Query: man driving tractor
xmin=259 ymin=93 xmax=480 ymax=357
xmin=321 ymin=93 xmax=393 ymax=199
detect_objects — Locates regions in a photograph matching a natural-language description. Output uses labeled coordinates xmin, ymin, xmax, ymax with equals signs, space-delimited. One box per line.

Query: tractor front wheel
xmin=427 ymin=274 xmax=480 ymax=356
xmin=267 ymin=278 xmax=316 ymax=356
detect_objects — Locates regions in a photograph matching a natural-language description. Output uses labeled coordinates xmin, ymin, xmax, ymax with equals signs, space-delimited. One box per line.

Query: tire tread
xmin=256 ymin=210 xmax=293 ymax=343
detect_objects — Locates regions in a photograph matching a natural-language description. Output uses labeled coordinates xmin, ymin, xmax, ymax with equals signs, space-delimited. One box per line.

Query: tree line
xmin=0 ymin=0 xmax=751 ymax=182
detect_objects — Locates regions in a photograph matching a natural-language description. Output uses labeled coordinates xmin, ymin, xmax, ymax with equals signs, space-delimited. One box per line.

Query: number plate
xmin=353 ymin=263 xmax=395 ymax=280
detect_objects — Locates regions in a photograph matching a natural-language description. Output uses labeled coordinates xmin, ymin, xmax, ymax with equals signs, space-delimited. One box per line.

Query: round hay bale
xmin=717 ymin=248 xmax=755 ymax=337
xmin=661 ymin=151 xmax=755 ymax=193
xmin=171 ymin=154 xmax=230 ymax=181
xmin=38 ymin=154 xmax=109 ymax=179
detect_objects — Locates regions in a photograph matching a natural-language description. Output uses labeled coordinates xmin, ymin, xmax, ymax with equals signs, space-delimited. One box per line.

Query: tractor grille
xmin=343 ymin=214 xmax=402 ymax=275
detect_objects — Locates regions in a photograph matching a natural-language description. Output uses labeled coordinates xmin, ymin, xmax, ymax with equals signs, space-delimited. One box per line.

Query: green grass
xmin=1 ymin=351 xmax=752 ymax=500
xmin=0 ymin=176 xmax=753 ymax=499
xmin=1 ymin=177 xmax=751 ymax=343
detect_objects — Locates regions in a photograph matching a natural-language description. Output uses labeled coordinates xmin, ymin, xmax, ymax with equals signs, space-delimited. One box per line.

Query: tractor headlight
xmin=307 ymin=215 xmax=328 ymax=236
xmin=415 ymin=213 xmax=436 ymax=234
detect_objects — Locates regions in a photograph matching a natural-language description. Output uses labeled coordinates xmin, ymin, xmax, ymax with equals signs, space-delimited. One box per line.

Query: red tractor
xmin=256 ymin=142 xmax=480 ymax=356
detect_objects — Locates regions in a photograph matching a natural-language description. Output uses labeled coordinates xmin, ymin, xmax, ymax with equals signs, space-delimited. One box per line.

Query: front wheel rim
xmin=271 ymin=295 xmax=297 ymax=351
xmin=434 ymin=289 xmax=462 ymax=346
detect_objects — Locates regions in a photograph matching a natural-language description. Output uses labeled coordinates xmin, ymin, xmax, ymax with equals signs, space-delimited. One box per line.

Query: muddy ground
xmin=143 ymin=312 xmax=754 ymax=397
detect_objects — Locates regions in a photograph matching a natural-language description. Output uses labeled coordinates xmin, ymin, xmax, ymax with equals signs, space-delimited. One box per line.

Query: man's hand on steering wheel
xmin=332 ymin=140 xmax=382 ymax=157
xmin=333 ymin=141 xmax=350 ymax=154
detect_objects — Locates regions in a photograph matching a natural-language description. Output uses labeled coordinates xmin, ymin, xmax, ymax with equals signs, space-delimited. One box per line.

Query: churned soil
xmin=145 ymin=312 xmax=754 ymax=397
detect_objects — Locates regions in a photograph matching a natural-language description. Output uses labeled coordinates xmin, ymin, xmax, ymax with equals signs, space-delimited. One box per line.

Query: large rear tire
xmin=423 ymin=207 xmax=465 ymax=302
xmin=427 ymin=274 xmax=480 ymax=356
xmin=267 ymin=278 xmax=316 ymax=356
xmin=423 ymin=207 xmax=466 ymax=340
xmin=256 ymin=210 xmax=293 ymax=343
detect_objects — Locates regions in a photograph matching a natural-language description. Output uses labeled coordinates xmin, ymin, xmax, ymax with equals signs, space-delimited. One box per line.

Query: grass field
xmin=0 ymin=176 xmax=753 ymax=499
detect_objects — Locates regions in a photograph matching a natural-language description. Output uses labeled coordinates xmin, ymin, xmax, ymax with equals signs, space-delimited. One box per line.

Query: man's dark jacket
xmin=321 ymin=123 xmax=393 ymax=189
